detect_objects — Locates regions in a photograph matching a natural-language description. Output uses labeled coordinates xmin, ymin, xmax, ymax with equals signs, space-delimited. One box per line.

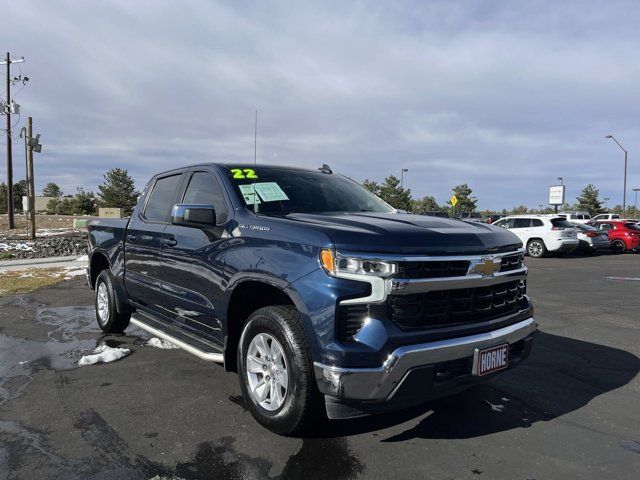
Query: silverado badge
xmin=469 ymin=256 xmax=501 ymax=277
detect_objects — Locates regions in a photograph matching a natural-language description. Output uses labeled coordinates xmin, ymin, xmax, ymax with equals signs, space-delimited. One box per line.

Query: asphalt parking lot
xmin=1 ymin=254 xmax=639 ymax=480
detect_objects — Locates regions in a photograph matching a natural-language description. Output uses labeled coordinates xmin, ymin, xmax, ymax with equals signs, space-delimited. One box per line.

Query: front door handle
xmin=126 ymin=234 xmax=137 ymax=243
xmin=163 ymin=237 xmax=177 ymax=247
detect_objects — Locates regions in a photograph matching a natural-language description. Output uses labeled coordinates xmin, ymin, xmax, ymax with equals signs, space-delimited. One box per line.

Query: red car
xmin=587 ymin=220 xmax=640 ymax=252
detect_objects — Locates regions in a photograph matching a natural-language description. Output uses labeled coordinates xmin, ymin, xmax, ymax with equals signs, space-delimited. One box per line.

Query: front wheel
xmin=94 ymin=270 xmax=130 ymax=333
xmin=238 ymin=305 xmax=320 ymax=435
xmin=527 ymin=239 xmax=547 ymax=258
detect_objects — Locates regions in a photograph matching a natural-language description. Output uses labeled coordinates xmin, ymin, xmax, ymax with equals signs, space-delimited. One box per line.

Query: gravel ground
xmin=0 ymin=233 xmax=89 ymax=259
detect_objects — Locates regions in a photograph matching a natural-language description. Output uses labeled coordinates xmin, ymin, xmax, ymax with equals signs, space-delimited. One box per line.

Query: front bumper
xmin=314 ymin=317 xmax=536 ymax=411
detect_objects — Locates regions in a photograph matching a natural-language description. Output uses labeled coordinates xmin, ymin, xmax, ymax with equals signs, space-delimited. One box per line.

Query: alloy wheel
xmin=97 ymin=282 xmax=109 ymax=324
xmin=245 ymin=333 xmax=289 ymax=411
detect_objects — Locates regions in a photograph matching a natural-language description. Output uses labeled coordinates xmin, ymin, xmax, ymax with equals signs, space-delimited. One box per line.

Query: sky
xmin=1 ymin=0 xmax=639 ymax=210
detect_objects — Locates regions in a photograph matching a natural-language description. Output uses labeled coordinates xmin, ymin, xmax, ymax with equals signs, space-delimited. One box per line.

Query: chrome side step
xmin=131 ymin=315 xmax=224 ymax=363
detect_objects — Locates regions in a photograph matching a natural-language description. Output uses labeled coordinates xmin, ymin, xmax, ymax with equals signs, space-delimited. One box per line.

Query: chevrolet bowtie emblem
xmin=469 ymin=256 xmax=501 ymax=277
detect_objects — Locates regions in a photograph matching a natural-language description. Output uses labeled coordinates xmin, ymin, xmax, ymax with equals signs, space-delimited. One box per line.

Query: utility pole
xmin=633 ymin=188 xmax=640 ymax=214
xmin=1 ymin=53 xmax=25 ymax=229
xmin=27 ymin=117 xmax=35 ymax=239
xmin=23 ymin=118 xmax=42 ymax=240
xmin=5 ymin=53 xmax=13 ymax=229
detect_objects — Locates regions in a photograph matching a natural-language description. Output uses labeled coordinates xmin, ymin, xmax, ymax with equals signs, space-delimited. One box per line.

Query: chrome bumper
xmin=314 ymin=317 xmax=537 ymax=401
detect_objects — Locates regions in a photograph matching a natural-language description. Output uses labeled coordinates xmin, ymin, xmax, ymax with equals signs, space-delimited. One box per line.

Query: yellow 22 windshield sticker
xmin=230 ymin=168 xmax=258 ymax=179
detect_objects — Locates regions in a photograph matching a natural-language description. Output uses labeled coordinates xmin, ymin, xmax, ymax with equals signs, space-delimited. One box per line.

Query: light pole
xmin=633 ymin=188 xmax=640 ymax=213
xmin=557 ymin=177 xmax=563 ymax=185
xmin=400 ymin=168 xmax=408 ymax=188
xmin=605 ymin=135 xmax=628 ymax=215
xmin=604 ymin=197 xmax=610 ymax=210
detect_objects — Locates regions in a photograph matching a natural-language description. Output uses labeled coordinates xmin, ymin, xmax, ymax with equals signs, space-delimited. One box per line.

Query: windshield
xmin=223 ymin=166 xmax=394 ymax=215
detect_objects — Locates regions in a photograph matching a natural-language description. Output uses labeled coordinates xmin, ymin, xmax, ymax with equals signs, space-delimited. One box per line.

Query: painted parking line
xmin=604 ymin=276 xmax=640 ymax=281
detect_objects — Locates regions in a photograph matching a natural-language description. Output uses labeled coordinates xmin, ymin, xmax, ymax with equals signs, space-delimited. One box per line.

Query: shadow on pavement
xmin=315 ymin=331 xmax=640 ymax=441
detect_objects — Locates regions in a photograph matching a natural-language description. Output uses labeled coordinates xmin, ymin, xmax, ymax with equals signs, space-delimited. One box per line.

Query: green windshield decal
xmin=238 ymin=184 xmax=261 ymax=205
xmin=230 ymin=168 xmax=258 ymax=179
xmin=253 ymin=182 xmax=289 ymax=202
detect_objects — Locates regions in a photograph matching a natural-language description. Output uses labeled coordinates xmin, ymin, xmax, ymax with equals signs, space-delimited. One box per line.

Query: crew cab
xmin=86 ymin=163 xmax=536 ymax=434
xmin=492 ymin=215 xmax=579 ymax=257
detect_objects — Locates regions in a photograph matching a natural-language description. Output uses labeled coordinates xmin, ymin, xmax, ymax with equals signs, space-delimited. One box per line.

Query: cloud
xmin=1 ymin=0 xmax=638 ymax=209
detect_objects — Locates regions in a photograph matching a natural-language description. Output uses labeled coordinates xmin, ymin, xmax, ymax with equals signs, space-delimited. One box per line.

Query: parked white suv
xmin=493 ymin=215 xmax=579 ymax=257
xmin=557 ymin=211 xmax=592 ymax=224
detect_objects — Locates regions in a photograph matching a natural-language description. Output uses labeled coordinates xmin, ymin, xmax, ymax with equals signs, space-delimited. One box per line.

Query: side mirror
xmin=171 ymin=204 xmax=216 ymax=228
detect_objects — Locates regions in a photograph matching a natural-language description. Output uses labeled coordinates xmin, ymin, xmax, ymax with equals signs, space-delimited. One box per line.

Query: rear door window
xmin=532 ymin=219 xmax=544 ymax=227
xmin=512 ymin=219 xmax=531 ymax=228
xmin=624 ymin=222 xmax=640 ymax=230
xmin=143 ymin=174 xmax=183 ymax=222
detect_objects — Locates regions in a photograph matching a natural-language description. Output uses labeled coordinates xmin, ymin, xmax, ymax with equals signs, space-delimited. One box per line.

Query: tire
xmin=237 ymin=305 xmax=320 ymax=435
xmin=610 ymin=240 xmax=626 ymax=254
xmin=94 ymin=270 xmax=131 ymax=333
xmin=527 ymin=239 xmax=547 ymax=258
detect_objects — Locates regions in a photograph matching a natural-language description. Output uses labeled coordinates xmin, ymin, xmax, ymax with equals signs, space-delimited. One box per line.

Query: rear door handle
xmin=163 ymin=237 xmax=177 ymax=247
xmin=126 ymin=234 xmax=137 ymax=243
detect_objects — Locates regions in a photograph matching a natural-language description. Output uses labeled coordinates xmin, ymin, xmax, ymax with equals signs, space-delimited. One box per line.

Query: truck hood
xmin=285 ymin=212 xmax=522 ymax=255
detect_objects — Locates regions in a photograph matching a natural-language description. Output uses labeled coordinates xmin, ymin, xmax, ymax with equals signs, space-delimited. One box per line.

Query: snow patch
xmin=0 ymin=242 xmax=34 ymax=252
xmin=63 ymin=267 xmax=86 ymax=278
xmin=146 ymin=337 xmax=180 ymax=349
xmin=78 ymin=345 xmax=131 ymax=366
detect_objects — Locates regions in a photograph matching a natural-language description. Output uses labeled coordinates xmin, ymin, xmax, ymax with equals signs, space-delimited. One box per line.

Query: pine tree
xmin=97 ymin=168 xmax=140 ymax=215
xmin=377 ymin=175 xmax=413 ymax=211
xmin=576 ymin=184 xmax=603 ymax=215
xmin=412 ymin=196 xmax=441 ymax=215
xmin=42 ymin=182 xmax=62 ymax=198
xmin=447 ymin=184 xmax=478 ymax=213
xmin=0 ymin=182 xmax=6 ymax=215
xmin=361 ymin=179 xmax=381 ymax=196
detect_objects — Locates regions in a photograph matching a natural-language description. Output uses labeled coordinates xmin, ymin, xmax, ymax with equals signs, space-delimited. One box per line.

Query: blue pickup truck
xmin=87 ymin=163 xmax=536 ymax=434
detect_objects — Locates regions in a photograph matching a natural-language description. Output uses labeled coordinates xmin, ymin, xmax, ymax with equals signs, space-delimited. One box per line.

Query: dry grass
xmin=0 ymin=268 xmax=71 ymax=295
xmin=0 ymin=214 xmax=95 ymax=234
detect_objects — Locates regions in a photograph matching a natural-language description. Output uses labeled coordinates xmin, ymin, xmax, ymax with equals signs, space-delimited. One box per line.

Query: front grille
xmin=337 ymin=280 xmax=527 ymax=339
xmin=397 ymin=260 xmax=470 ymax=279
xmin=396 ymin=252 xmax=524 ymax=279
xmin=500 ymin=253 xmax=525 ymax=272
xmin=388 ymin=280 xmax=527 ymax=330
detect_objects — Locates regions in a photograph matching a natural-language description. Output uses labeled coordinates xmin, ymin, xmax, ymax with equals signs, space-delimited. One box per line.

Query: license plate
xmin=473 ymin=343 xmax=509 ymax=376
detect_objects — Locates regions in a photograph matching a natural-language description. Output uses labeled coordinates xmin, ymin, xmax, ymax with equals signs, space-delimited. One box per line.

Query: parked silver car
xmin=570 ymin=222 xmax=610 ymax=253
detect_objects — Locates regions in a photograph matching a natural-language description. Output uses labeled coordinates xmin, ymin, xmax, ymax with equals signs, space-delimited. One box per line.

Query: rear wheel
xmin=238 ymin=305 xmax=320 ymax=435
xmin=94 ymin=270 xmax=130 ymax=333
xmin=611 ymin=240 xmax=626 ymax=253
xmin=527 ymin=239 xmax=547 ymax=258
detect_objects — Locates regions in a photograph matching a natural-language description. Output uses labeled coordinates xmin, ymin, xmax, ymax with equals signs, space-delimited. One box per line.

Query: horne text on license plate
xmin=473 ymin=343 xmax=509 ymax=376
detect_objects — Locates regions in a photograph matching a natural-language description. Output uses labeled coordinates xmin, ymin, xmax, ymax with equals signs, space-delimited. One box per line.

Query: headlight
xmin=320 ymin=249 xmax=397 ymax=277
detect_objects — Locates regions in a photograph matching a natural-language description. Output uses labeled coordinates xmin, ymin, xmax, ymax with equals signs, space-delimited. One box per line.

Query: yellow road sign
xmin=450 ymin=195 xmax=458 ymax=207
